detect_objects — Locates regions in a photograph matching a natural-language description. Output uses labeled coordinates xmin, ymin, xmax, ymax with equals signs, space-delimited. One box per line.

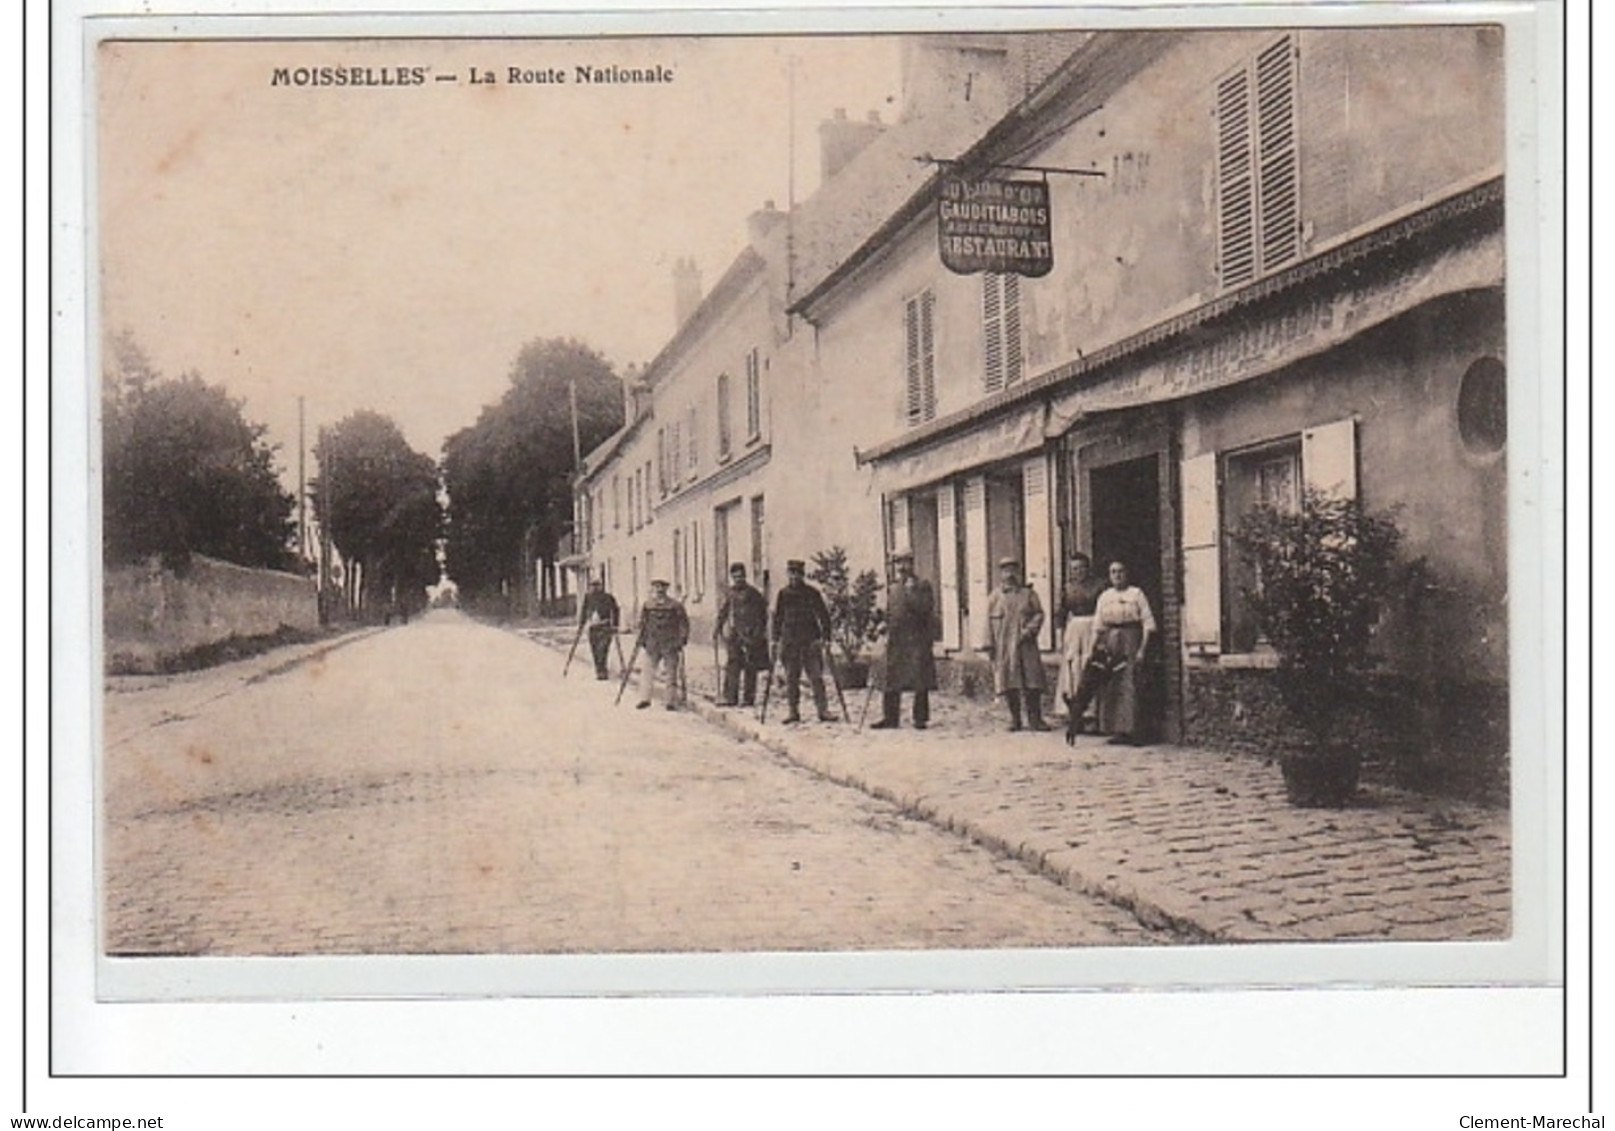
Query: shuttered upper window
xmin=904 ymin=289 xmax=937 ymax=426
xmin=744 ymin=349 xmax=762 ymax=442
xmin=982 ymin=273 xmax=1024 ymax=394
xmin=1215 ymin=35 xmax=1300 ymax=289
xmin=716 ymin=372 xmax=733 ymax=460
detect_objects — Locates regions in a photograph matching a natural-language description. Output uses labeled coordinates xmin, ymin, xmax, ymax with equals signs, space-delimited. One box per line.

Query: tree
xmin=313 ymin=411 xmax=443 ymax=615
xmin=102 ymin=336 xmax=295 ymax=571
xmin=441 ymin=338 xmax=624 ymax=606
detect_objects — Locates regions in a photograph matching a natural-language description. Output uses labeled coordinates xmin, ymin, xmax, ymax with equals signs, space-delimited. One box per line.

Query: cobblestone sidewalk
xmin=522 ymin=622 xmax=1511 ymax=943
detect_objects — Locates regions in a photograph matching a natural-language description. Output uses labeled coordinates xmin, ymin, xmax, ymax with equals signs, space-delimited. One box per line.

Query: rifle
xmin=562 ymin=617 xmax=586 ymax=678
xmin=613 ymin=631 xmax=628 ymax=678
xmin=821 ymin=641 xmax=849 ymax=723
xmin=856 ymin=672 xmax=878 ymax=732
xmin=757 ymin=643 xmax=781 ymax=723
xmin=614 ymin=631 xmax=643 ymax=706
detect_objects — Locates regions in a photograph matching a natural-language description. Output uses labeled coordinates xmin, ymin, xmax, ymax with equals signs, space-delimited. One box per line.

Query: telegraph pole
xmin=297 ymin=395 xmax=307 ymax=564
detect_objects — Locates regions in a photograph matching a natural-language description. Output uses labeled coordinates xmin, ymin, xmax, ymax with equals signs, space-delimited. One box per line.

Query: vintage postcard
xmin=51 ymin=0 xmax=1567 ymax=1081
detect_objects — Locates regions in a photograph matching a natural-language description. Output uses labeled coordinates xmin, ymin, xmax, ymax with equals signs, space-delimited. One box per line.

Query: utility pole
xmin=297 ymin=395 xmax=307 ymax=564
xmin=317 ymin=427 xmax=332 ymax=626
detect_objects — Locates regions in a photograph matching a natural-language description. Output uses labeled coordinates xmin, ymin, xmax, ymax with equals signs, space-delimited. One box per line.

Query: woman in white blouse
xmin=1093 ymin=560 xmax=1156 ymax=745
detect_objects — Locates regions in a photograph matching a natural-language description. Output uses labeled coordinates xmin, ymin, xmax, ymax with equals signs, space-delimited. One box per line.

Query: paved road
xmin=103 ymin=610 xmax=1166 ymax=955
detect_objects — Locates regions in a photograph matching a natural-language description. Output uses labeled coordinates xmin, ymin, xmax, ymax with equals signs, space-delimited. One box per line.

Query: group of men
xmin=576 ymin=550 xmax=1079 ymax=735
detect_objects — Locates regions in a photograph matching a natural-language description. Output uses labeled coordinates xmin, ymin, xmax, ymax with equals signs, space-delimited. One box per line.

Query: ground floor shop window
xmin=1222 ymin=437 xmax=1301 ymax=653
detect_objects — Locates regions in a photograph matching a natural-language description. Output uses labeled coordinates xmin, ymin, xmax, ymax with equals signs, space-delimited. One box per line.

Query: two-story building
xmin=788 ymin=26 xmax=1507 ymax=761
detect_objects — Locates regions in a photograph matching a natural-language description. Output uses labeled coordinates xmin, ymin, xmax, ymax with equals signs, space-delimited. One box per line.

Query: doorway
xmin=1088 ymin=453 xmax=1165 ymax=739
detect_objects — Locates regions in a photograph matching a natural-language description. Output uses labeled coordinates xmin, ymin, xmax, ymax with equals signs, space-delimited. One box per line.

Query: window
xmin=1180 ymin=418 xmax=1357 ymax=657
xmin=612 ymin=476 xmax=621 ymax=529
xmin=716 ymin=373 xmax=733 ymax=459
xmin=982 ymin=273 xmax=1024 ymax=393
xmin=1215 ymin=35 xmax=1300 ymax=289
xmin=1457 ymin=357 xmax=1506 ymax=456
xmin=904 ymin=289 xmax=937 ymax=426
xmin=669 ymin=420 xmax=682 ymax=490
xmin=656 ymin=429 xmax=667 ymax=498
xmin=644 ymin=461 xmax=653 ymax=521
xmin=749 ymin=494 xmax=766 ymax=584
xmin=687 ymin=406 xmax=699 ymax=478
xmin=745 ymin=349 xmax=762 ymax=441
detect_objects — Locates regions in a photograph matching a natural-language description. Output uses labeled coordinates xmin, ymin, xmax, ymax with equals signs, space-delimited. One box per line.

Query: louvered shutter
xmin=1023 ymin=458 xmax=1053 ymax=649
xmin=962 ymin=476 xmax=989 ymax=647
xmin=1004 ymin=273 xmax=1024 ymax=386
xmin=889 ymin=494 xmax=911 ymax=556
xmin=1255 ymin=36 xmax=1299 ymax=271
xmin=1216 ymin=67 xmax=1256 ymax=288
xmin=1180 ymin=452 xmax=1221 ymax=651
xmin=905 ymin=297 xmax=923 ymax=425
xmin=937 ymin=486 xmax=961 ymax=649
xmin=983 ymin=276 xmax=1005 ymax=393
xmin=920 ymin=290 xmax=937 ymax=421
xmin=1302 ymin=418 xmax=1357 ymax=500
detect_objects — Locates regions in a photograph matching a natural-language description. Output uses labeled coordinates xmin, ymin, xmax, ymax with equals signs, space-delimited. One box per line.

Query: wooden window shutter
xmin=1004 ymin=273 xmax=1024 ymax=386
xmin=920 ymin=289 xmax=937 ymax=421
xmin=1255 ymin=36 xmax=1300 ymax=272
xmin=1180 ymin=452 xmax=1222 ymax=651
xmin=904 ymin=296 xmax=923 ymax=424
xmin=1215 ymin=66 xmax=1256 ymax=288
xmin=1302 ymin=418 xmax=1358 ymax=501
xmin=983 ymin=275 xmax=1005 ymax=393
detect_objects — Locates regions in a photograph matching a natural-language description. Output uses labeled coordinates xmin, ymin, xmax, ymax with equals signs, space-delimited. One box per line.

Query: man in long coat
xmin=714 ymin=562 xmax=769 ymax=708
xmin=985 ymin=558 xmax=1050 ymax=732
xmin=872 ymin=550 xmax=938 ymax=729
xmin=635 ymin=578 xmax=689 ymax=710
xmin=771 ymin=559 xmax=837 ymax=724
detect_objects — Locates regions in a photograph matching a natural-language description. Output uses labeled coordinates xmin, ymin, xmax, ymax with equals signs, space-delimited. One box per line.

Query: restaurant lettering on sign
xmin=937 ymin=175 xmax=1053 ymax=277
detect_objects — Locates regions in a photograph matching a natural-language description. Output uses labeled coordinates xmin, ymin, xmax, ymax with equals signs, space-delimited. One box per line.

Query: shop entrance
xmin=1087 ymin=453 xmax=1165 ymax=740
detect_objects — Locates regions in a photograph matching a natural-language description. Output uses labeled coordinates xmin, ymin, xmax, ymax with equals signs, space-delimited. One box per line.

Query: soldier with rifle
xmin=769 ymin=559 xmax=838 ymax=725
xmin=576 ymin=576 xmax=621 ymax=681
xmin=635 ymin=578 xmax=689 ymax=711
xmin=714 ymin=562 xmax=770 ymax=708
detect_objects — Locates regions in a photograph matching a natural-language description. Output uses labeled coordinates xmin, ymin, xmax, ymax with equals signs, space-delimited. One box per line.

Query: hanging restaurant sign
xmin=937 ymin=175 xmax=1053 ymax=277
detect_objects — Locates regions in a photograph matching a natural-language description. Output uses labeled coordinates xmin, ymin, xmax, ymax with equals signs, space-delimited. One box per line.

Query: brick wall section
xmin=104 ymin=554 xmax=318 ymax=670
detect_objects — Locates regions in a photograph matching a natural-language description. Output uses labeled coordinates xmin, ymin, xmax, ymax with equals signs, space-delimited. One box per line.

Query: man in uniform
xmin=770 ymin=559 xmax=837 ymax=724
xmin=985 ymin=558 xmax=1050 ymax=732
xmin=872 ymin=549 xmax=937 ymax=730
xmin=714 ymin=562 xmax=770 ymax=708
xmin=578 ymin=576 xmax=620 ymax=681
xmin=635 ymin=578 xmax=689 ymax=710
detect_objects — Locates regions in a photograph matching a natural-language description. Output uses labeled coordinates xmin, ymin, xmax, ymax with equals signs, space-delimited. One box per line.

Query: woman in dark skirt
xmin=1093 ymin=560 xmax=1156 ymax=745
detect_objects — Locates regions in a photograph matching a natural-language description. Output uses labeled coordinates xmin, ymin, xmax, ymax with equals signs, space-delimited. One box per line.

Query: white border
xmin=38 ymin=0 xmax=1580 ymax=1096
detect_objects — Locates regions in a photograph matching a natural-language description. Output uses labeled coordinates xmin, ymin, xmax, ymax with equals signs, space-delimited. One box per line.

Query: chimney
xmin=672 ymin=257 xmax=703 ymax=328
xmin=818 ymin=107 xmax=886 ymax=182
xmin=747 ymin=199 xmax=787 ymax=250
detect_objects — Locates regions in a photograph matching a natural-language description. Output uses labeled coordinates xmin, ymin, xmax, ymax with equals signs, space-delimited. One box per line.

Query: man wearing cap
xmin=985 ymin=558 xmax=1050 ymax=732
xmin=714 ymin=562 xmax=770 ymax=707
xmin=578 ymin=576 xmax=621 ymax=681
xmin=636 ymin=578 xmax=690 ymax=710
xmin=872 ymin=549 xmax=938 ymax=730
xmin=770 ymin=559 xmax=837 ymax=724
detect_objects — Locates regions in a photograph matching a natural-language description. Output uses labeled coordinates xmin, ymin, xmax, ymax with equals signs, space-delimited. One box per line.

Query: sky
xmin=96 ymin=35 xmax=903 ymax=475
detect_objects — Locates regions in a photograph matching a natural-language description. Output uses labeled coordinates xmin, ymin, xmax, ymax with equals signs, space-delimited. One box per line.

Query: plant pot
xmin=1279 ymin=748 xmax=1361 ymax=808
xmin=834 ymin=658 xmax=870 ymax=690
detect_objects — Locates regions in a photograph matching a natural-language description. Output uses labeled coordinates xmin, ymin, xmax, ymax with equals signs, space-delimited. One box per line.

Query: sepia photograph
xmin=70 ymin=2 xmax=1564 ymax=1042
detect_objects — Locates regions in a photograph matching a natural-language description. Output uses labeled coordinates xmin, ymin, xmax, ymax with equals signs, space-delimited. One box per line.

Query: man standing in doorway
xmin=872 ymin=549 xmax=938 ymax=730
xmin=986 ymin=558 xmax=1050 ymax=732
xmin=636 ymin=578 xmax=689 ymax=710
xmin=715 ymin=562 xmax=769 ymax=708
xmin=771 ymin=559 xmax=837 ymax=724
xmin=578 ymin=576 xmax=621 ymax=681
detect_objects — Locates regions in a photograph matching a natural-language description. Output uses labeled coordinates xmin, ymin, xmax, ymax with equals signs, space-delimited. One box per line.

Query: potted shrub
xmin=808 ymin=547 xmax=885 ymax=689
xmin=1232 ymin=489 xmax=1403 ymax=807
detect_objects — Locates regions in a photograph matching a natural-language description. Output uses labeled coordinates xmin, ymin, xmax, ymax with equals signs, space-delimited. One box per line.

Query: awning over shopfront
xmin=1045 ymin=226 xmax=1504 ymax=429
xmin=864 ymin=401 xmax=1047 ymax=496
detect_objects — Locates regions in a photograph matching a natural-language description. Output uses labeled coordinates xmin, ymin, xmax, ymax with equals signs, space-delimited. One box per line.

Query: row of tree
xmin=441 ymin=338 xmax=624 ymax=608
xmin=102 ymin=330 xmax=628 ymax=618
